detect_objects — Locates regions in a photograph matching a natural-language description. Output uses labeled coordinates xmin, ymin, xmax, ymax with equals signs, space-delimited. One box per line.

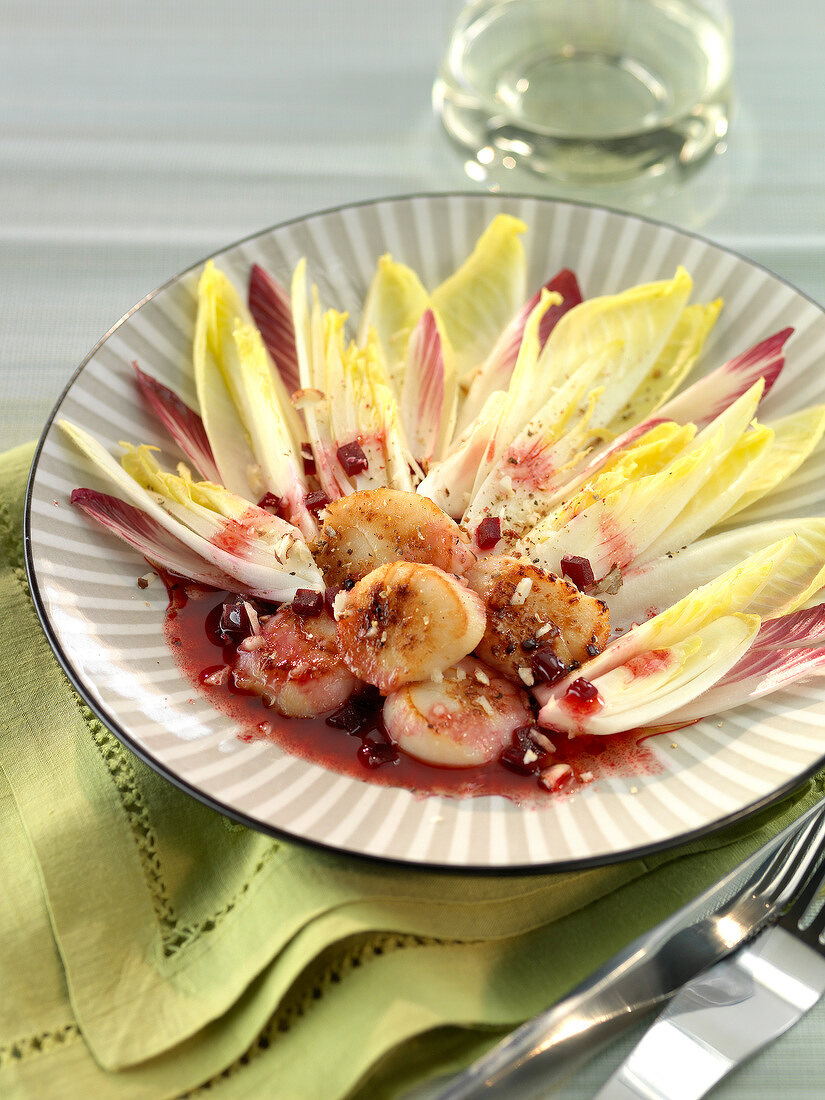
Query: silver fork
xmin=595 ymin=807 xmax=825 ymax=1100
xmin=427 ymin=798 xmax=825 ymax=1100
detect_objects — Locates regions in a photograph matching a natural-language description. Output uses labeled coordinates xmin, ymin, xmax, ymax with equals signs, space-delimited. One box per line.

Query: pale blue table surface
xmin=1 ymin=1 xmax=823 ymax=1095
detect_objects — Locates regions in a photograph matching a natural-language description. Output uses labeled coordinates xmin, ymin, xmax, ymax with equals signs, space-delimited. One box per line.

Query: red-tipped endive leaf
xmin=458 ymin=269 xmax=582 ymax=433
xmin=604 ymin=518 xmax=825 ymax=638
xmin=663 ymin=644 xmax=825 ymax=725
xmin=62 ymin=418 xmax=321 ymax=600
xmin=749 ymin=604 xmax=825 ymax=651
xmin=133 ymin=364 xmax=221 ymax=483
xmin=656 ymin=605 xmax=825 ymax=726
xmin=71 ymin=488 xmax=238 ymax=589
xmin=400 ymin=309 xmax=444 ymax=463
xmin=657 ymin=328 xmax=792 ymax=428
xmin=547 ymin=329 xmax=792 ymax=504
xmin=536 ymin=613 xmax=760 ymax=736
xmin=495 ymin=269 xmax=584 ymax=378
xmin=248 ymin=264 xmax=301 ymax=395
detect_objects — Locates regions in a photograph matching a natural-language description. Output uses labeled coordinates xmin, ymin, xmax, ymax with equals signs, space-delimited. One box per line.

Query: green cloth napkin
xmin=2 ymin=438 xmax=824 ymax=1099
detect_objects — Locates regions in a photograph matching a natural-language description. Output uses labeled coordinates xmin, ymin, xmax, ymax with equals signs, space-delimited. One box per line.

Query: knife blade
xmin=425 ymin=798 xmax=825 ymax=1100
xmin=593 ymin=925 xmax=825 ymax=1099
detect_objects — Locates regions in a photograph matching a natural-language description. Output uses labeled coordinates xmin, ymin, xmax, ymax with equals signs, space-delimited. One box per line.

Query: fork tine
xmin=756 ymin=803 xmax=825 ymax=909
xmin=801 ymin=890 xmax=825 ymax=945
xmin=786 ymin=868 xmax=825 ymax=947
xmin=779 ymin=809 xmax=825 ymax=944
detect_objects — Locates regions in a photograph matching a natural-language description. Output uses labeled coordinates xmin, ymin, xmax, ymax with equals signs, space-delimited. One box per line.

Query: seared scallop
xmin=311 ymin=487 xmax=476 ymax=587
xmin=334 ymin=560 xmax=486 ymax=693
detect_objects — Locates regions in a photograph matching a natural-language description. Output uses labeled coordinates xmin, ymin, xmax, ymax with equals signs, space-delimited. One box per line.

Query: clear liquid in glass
xmin=434 ymin=0 xmax=733 ymax=182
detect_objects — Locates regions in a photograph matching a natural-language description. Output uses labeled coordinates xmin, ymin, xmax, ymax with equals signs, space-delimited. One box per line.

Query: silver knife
xmin=425 ymin=798 xmax=825 ymax=1100
xmin=595 ymin=823 xmax=825 ymax=1099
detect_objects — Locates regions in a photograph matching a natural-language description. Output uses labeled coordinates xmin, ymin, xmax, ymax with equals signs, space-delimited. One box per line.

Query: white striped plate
xmin=24 ymin=194 xmax=825 ymax=870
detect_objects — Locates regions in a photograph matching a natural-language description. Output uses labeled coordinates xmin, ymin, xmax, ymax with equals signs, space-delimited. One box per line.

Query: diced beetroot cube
xmin=216 ymin=594 xmax=258 ymax=643
xmin=499 ymin=725 xmax=554 ymax=776
xmin=561 ymin=554 xmax=595 ymax=589
xmin=476 ymin=516 xmax=501 ymax=549
xmin=326 ymin=701 xmax=370 ymax=734
xmin=358 ymin=739 xmax=398 ymax=768
xmin=305 ymin=490 xmax=330 ymax=514
xmin=499 ymin=745 xmax=538 ymax=776
xmin=352 ymin=683 xmax=382 ymax=711
xmin=301 ymin=445 xmax=316 ymax=476
xmin=531 ymin=647 xmax=567 ymax=685
xmin=337 ymin=441 xmax=368 ymax=476
xmin=324 ymin=586 xmax=341 ymax=616
xmin=257 ymin=491 xmax=283 ymax=511
xmin=566 ymin=676 xmax=600 ymax=702
xmin=291 ymin=588 xmax=324 ymax=617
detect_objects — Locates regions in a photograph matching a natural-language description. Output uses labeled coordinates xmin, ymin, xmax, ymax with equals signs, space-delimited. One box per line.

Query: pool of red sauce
xmin=163 ymin=581 xmax=664 ymax=804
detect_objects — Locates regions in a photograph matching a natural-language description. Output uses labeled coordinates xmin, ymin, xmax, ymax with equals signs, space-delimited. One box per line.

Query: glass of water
xmin=433 ymin=0 xmax=733 ymax=183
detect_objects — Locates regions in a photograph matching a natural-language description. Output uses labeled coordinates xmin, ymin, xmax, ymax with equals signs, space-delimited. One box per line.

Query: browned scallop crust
xmin=335 ymin=560 xmax=486 ymax=693
xmin=310 ymin=487 xmax=476 ymax=587
xmin=467 ymin=555 xmax=610 ymax=681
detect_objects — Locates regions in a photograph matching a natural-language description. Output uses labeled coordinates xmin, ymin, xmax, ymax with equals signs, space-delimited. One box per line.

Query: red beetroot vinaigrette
xmin=162 ymin=579 xmax=662 ymax=802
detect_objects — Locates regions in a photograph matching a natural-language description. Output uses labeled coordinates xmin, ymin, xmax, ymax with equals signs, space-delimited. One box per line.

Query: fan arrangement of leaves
xmin=59 ymin=214 xmax=825 ymax=780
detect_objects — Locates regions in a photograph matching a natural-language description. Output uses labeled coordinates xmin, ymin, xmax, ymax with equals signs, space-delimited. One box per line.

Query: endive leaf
xmin=537 ymin=614 xmax=760 ymax=735
xmin=606 ymin=518 xmax=825 ymax=636
xmin=457 ymin=267 xmax=582 ymax=434
xmin=333 ymin=320 xmax=415 ymax=491
xmin=201 ymin=262 xmax=305 ymax=446
xmin=291 ymin=261 xmax=352 ymax=501
xmin=399 ymin=309 xmax=451 ymax=465
xmin=374 ymin=379 xmax=416 ymax=492
xmin=231 ymin=321 xmax=315 ymax=536
xmin=417 ymin=390 xmax=507 ymax=519
xmin=399 ymin=310 xmax=443 ymax=465
xmin=195 ymin=261 xmax=310 ymax=520
xmin=60 ymin=420 xmax=323 ymax=600
xmin=606 ymin=299 xmax=722 ymax=432
xmin=662 ymin=605 xmax=825 ymax=725
xmin=640 ymin=422 xmax=775 ymax=561
xmin=718 ymin=404 xmax=825 ymax=525
xmin=357 ymin=253 xmax=429 ymax=391
xmin=133 ymin=364 xmax=221 ymax=483
xmin=193 ymin=268 xmax=258 ymax=500
xmin=322 ymin=311 xmax=388 ymax=490
xmin=751 ymin=604 xmax=825 ymax=650
xmin=248 ymin=263 xmax=301 ymax=394
xmin=70 ymin=488 xmax=239 ymax=590
xmin=656 ymin=327 xmax=791 ymax=427
xmin=430 ymin=214 xmax=527 ymax=381
xmin=528 ymin=267 xmax=693 ymax=423
xmin=355 ymin=329 xmax=414 ymax=490
xmin=468 ymin=289 xmax=564 ymax=494
xmin=119 ymin=444 xmax=312 ymax=573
